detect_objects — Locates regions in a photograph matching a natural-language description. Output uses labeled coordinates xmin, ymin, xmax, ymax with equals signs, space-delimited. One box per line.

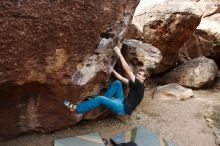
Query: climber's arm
xmin=114 ymin=45 xmax=135 ymax=82
xmin=112 ymin=69 xmax=128 ymax=85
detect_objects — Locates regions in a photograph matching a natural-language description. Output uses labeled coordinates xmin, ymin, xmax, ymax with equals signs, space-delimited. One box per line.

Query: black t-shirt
xmin=123 ymin=78 xmax=145 ymax=115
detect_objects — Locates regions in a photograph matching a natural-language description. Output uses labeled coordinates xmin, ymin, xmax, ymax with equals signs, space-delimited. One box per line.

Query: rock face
xmin=179 ymin=34 xmax=214 ymax=62
xmin=0 ymin=0 xmax=138 ymax=85
xmin=159 ymin=57 xmax=219 ymax=88
xmin=178 ymin=32 xmax=220 ymax=66
xmin=124 ymin=24 xmax=144 ymax=40
xmin=133 ymin=3 xmax=201 ymax=73
xmin=195 ymin=0 xmax=220 ymax=40
xmin=0 ymin=0 xmax=140 ymax=141
xmin=153 ymin=83 xmax=193 ymax=101
xmin=163 ymin=0 xmax=220 ymax=66
xmin=164 ymin=0 xmax=220 ymax=66
xmin=198 ymin=13 xmax=220 ymax=40
xmin=122 ymin=39 xmax=162 ymax=73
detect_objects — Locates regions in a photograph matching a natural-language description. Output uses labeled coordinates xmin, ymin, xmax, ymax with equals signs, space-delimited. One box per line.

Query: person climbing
xmin=64 ymin=43 xmax=149 ymax=120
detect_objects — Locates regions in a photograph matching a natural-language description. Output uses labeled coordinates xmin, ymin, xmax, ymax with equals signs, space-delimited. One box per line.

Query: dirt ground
xmin=0 ymin=85 xmax=218 ymax=146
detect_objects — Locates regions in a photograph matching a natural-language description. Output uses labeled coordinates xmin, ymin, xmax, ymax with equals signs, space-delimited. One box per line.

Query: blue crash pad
xmin=111 ymin=126 xmax=176 ymax=146
xmin=54 ymin=132 xmax=105 ymax=146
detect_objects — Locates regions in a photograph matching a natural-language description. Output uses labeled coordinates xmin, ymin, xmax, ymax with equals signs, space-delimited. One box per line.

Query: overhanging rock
xmin=0 ymin=0 xmax=139 ymax=141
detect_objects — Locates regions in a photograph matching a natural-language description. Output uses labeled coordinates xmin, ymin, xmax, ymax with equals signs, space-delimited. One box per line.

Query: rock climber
xmin=64 ymin=43 xmax=149 ymax=120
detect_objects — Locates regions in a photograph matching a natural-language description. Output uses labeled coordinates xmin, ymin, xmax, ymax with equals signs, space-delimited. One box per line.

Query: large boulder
xmin=0 ymin=0 xmax=139 ymax=141
xmin=198 ymin=13 xmax=220 ymax=41
xmin=171 ymin=0 xmax=220 ymax=66
xmin=179 ymin=34 xmax=214 ymax=62
xmin=178 ymin=33 xmax=220 ymax=66
xmin=153 ymin=83 xmax=193 ymax=101
xmin=196 ymin=11 xmax=220 ymax=66
xmin=124 ymin=24 xmax=144 ymax=40
xmin=133 ymin=2 xmax=201 ymax=73
xmin=165 ymin=0 xmax=220 ymax=16
xmin=195 ymin=0 xmax=220 ymax=40
xmin=158 ymin=57 xmax=219 ymax=88
xmin=122 ymin=39 xmax=162 ymax=73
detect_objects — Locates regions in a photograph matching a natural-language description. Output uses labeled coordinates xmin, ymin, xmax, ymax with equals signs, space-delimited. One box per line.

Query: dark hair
xmin=138 ymin=69 xmax=150 ymax=78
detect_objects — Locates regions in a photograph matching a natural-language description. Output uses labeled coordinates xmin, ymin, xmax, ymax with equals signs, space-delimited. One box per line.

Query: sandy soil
xmin=0 ymin=85 xmax=218 ymax=146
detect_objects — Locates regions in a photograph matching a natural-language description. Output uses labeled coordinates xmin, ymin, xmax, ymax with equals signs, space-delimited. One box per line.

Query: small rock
xmin=153 ymin=83 xmax=193 ymax=101
xmin=158 ymin=57 xmax=218 ymax=88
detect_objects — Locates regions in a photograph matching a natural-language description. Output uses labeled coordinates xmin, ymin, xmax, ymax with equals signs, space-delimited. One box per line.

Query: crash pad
xmin=54 ymin=132 xmax=105 ymax=146
xmin=111 ymin=126 xmax=176 ymax=146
